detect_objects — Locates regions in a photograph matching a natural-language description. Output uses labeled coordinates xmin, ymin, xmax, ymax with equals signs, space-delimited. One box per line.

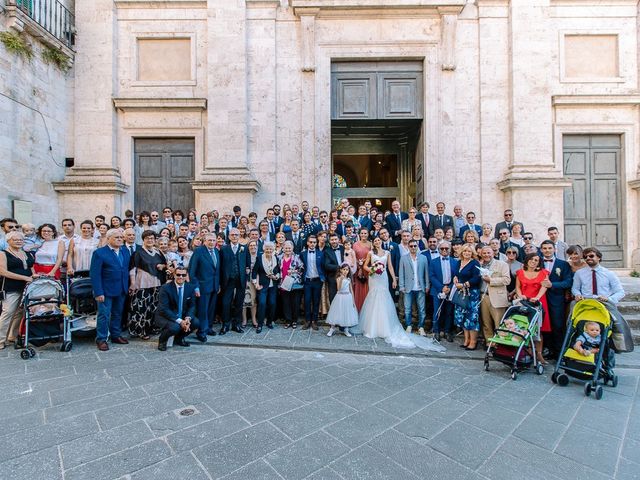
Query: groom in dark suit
xmin=219 ymin=228 xmax=250 ymax=334
xmin=540 ymin=240 xmax=573 ymax=358
xmin=188 ymin=233 xmax=220 ymax=342
xmin=155 ymin=266 xmax=200 ymax=351
xmin=300 ymin=235 xmax=325 ymax=330
xmin=323 ymin=234 xmax=344 ymax=302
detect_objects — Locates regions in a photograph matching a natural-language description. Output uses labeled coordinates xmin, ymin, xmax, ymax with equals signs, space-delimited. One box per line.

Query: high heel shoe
xmin=459 ymin=344 xmax=469 ymax=349
xmin=465 ymin=345 xmax=478 ymax=351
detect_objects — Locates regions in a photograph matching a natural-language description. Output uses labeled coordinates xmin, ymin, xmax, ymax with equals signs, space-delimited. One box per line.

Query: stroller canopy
xmin=571 ymin=299 xmax=611 ymax=328
xmin=23 ymin=278 xmax=65 ymax=303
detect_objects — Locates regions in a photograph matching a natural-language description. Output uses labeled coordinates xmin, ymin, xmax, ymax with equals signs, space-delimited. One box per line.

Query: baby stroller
xmin=17 ymin=277 xmax=69 ymax=359
xmin=63 ymin=275 xmax=97 ymax=347
xmin=483 ymin=299 xmax=545 ymax=380
xmin=551 ymin=299 xmax=616 ymax=400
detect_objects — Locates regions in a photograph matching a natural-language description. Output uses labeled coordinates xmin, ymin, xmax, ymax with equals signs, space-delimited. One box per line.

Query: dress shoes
xmin=446 ymin=332 xmax=454 ymax=343
xmin=111 ymin=337 xmax=129 ymax=345
xmin=96 ymin=341 xmax=109 ymax=351
xmin=219 ymin=327 xmax=228 ymax=335
xmin=175 ymin=338 xmax=190 ymax=347
xmin=195 ymin=334 xmax=207 ymax=343
xmin=206 ymin=329 xmax=216 ymax=335
xmin=266 ymin=323 xmax=274 ymax=330
xmin=157 ymin=341 xmax=167 ymax=351
xmin=301 ymin=322 xmax=310 ymax=330
xmin=311 ymin=322 xmax=319 ymax=331
xmin=256 ymin=327 xmax=263 ymax=334
xmin=232 ymin=326 xmax=245 ymax=334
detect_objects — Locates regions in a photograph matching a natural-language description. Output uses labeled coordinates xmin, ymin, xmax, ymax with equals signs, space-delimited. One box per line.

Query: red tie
xmin=592 ymin=269 xmax=598 ymax=295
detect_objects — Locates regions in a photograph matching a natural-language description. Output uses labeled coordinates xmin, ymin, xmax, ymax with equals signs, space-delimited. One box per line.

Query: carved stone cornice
xmin=113 ymin=98 xmax=208 ymax=111
xmin=292 ymin=0 xmax=465 ymax=10
xmin=552 ymin=95 xmax=640 ymax=106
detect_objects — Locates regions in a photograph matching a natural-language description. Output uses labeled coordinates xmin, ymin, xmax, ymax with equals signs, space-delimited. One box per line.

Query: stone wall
xmin=0 ymin=3 xmax=73 ymax=225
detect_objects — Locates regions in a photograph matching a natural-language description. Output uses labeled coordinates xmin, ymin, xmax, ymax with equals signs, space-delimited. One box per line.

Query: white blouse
xmin=35 ymin=240 xmax=62 ymax=265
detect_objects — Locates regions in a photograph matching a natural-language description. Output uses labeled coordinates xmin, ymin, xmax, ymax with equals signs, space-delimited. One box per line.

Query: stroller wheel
xmin=64 ymin=342 xmax=73 ymax=352
xmin=551 ymin=372 xmax=558 ymax=384
xmin=28 ymin=347 xmax=36 ymax=358
xmin=510 ymin=370 xmax=517 ymax=381
xmin=20 ymin=350 xmax=30 ymax=360
xmin=535 ymin=363 xmax=544 ymax=375
xmin=557 ymin=373 xmax=569 ymax=387
xmin=611 ymin=375 xmax=619 ymax=388
xmin=584 ymin=382 xmax=592 ymax=397
xmin=594 ymin=385 xmax=604 ymax=400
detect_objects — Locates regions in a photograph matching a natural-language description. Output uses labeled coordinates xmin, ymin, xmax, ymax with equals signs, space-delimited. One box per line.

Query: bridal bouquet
xmin=369 ymin=260 xmax=385 ymax=276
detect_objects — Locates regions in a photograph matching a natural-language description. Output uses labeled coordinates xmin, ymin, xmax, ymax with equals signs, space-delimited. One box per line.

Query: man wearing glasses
xmin=155 ymin=266 xmax=200 ymax=351
xmin=572 ymin=248 xmax=625 ymax=305
xmin=494 ymin=209 xmax=524 ymax=238
xmin=399 ymin=241 xmax=430 ymax=336
xmin=0 ymin=218 xmax=18 ymax=251
xmin=498 ymin=228 xmax=523 ymax=261
xmin=459 ymin=211 xmax=482 ymax=240
xmin=428 ymin=241 xmax=459 ymax=341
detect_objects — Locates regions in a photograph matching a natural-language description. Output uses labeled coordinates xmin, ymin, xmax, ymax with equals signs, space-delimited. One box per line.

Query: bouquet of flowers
xmin=369 ymin=260 xmax=385 ymax=276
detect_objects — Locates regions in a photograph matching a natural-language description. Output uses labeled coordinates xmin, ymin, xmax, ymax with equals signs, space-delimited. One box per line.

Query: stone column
xmin=54 ymin=0 xmax=127 ymax=219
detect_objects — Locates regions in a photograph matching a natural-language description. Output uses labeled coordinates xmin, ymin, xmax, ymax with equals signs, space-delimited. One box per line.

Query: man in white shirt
xmin=399 ymin=241 xmax=430 ymax=336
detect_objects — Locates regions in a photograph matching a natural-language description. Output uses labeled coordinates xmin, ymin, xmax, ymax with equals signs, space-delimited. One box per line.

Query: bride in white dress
xmin=357 ymin=237 xmax=445 ymax=352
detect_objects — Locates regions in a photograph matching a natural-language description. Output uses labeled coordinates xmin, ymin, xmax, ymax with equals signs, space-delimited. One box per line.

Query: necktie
xmin=294 ymin=234 xmax=298 ymax=243
xmin=397 ymin=214 xmax=401 ymax=225
xmin=440 ymin=215 xmax=443 ymax=224
xmin=232 ymin=245 xmax=237 ymax=255
xmin=209 ymin=249 xmax=217 ymax=268
xmin=129 ymin=245 xmax=134 ymax=255
xmin=384 ymin=242 xmax=389 ymax=250
xmin=507 ymin=223 xmax=511 ymax=229
xmin=592 ymin=269 xmax=598 ymax=295
xmin=177 ymin=286 xmax=183 ymax=316
xmin=269 ymin=221 xmax=274 ymax=234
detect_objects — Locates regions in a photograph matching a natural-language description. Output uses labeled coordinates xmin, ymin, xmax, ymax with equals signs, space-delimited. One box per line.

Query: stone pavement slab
xmin=0 ymin=338 xmax=638 ymax=479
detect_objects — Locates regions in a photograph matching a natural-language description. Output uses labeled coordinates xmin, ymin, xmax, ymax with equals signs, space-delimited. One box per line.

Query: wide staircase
xmin=616 ymin=276 xmax=640 ymax=345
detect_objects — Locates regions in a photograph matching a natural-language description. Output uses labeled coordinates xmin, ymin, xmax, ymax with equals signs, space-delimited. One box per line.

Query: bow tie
xmin=308 ymin=249 xmax=315 ymax=253
xmin=441 ymin=257 xmax=449 ymax=261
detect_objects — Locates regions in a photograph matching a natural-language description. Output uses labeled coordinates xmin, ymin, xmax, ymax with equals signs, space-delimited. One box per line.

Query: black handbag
xmin=450 ymin=286 xmax=470 ymax=310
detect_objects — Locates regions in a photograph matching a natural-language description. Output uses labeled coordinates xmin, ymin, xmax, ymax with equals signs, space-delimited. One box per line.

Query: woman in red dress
xmin=352 ymin=227 xmax=372 ymax=312
xmin=515 ymin=253 xmax=550 ymax=364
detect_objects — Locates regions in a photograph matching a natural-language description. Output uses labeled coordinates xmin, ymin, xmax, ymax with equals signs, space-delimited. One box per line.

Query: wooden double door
xmin=134 ymin=138 xmax=195 ymax=214
xmin=563 ymin=135 xmax=623 ymax=267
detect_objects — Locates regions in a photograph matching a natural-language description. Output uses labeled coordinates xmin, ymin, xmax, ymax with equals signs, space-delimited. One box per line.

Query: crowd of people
xmin=0 ymin=199 xmax=625 ymax=357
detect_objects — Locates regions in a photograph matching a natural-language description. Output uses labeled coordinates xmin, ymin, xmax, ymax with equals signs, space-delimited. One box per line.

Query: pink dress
xmin=352 ymin=241 xmax=371 ymax=311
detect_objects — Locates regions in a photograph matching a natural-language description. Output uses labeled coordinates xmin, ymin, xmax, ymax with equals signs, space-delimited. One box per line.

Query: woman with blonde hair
xmin=479 ymin=223 xmax=493 ymax=245
xmin=452 ymin=243 xmax=482 ymax=349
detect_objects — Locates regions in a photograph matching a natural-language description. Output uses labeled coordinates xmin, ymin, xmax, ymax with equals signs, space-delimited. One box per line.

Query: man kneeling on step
xmin=155 ymin=266 xmax=201 ymax=351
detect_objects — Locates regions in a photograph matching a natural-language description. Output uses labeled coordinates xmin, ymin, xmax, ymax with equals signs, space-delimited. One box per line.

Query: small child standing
xmin=326 ymin=264 xmax=359 ymax=337
xmin=574 ymin=321 xmax=602 ymax=356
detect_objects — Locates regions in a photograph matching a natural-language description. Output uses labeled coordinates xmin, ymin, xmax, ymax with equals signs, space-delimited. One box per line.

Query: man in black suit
xmin=155 ymin=266 xmax=200 ymax=351
xmin=323 ymin=234 xmax=344 ymax=302
xmin=416 ymin=202 xmax=433 ymax=235
xmin=384 ymin=200 xmax=408 ymax=243
xmin=265 ymin=208 xmax=279 ymax=239
xmin=219 ymin=228 xmax=250 ymax=334
xmin=379 ymin=228 xmax=400 ymax=301
xmin=355 ymin=205 xmax=372 ymax=232
xmin=540 ymin=240 xmax=573 ymax=358
xmin=300 ymin=235 xmax=325 ymax=330
xmin=272 ymin=205 xmax=284 ymax=230
xmin=494 ymin=209 xmax=524 ymax=238
xmin=188 ymin=233 xmax=220 ymax=342
xmin=429 ymin=202 xmax=454 ymax=236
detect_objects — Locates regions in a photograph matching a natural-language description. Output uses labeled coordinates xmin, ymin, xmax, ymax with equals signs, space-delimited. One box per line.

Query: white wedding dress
xmin=357 ymin=251 xmax=446 ymax=352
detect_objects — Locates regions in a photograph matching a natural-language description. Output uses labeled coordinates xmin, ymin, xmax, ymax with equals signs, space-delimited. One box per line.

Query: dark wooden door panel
xmin=134 ymin=139 xmax=195 ymax=215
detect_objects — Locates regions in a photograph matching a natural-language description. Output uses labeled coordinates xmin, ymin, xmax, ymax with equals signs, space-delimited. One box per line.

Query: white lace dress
xmin=325 ymin=278 xmax=359 ymax=328
xmin=358 ymin=250 xmax=445 ymax=352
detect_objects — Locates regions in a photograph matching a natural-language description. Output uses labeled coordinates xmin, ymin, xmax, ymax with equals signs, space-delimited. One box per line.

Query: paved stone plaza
xmin=0 ymin=337 xmax=638 ymax=480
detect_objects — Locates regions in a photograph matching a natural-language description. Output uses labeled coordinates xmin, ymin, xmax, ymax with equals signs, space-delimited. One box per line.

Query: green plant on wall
xmin=42 ymin=45 xmax=70 ymax=72
xmin=0 ymin=31 xmax=33 ymax=60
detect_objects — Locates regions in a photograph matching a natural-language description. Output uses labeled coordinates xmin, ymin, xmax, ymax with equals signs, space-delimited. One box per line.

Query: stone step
xmin=633 ymin=330 xmax=640 ymax=346
xmin=618 ymin=301 xmax=640 ymax=315
xmin=626 ymin=315 xmax=640 ymax=330
xmin=624 ymin=292 xmax=640 ymax=302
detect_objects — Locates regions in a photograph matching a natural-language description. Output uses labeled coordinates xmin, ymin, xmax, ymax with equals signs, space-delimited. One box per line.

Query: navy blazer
xmin=429 ymin=214 xmax=454 ymax=236
xmin=455 ymin=260 xmax=482 ymax=290
xmin=384 ymin=212 xmax=408 ymax=240
xmin=429 ymin=255 xmax=460 ymax=297
xmin=90 ymin=246 xmax=130 ymax=297
xmin=188 ymin=245 xmax=220 ymax=294
xmin=220 ymin=243 xmax=250 ymax=286
xmin=285 ymin=232 xmax=306 ymax=254
xmin=416 ymin=213 xmax=432 ymax=235
xmin=381 ymin=241 xmax=400 ymax=277
xmin=300 ymin=248 xmax=325 ymax=282
xmin=251 ymin=255 xmax=281 ymax=288
xmin=544 ymin=258 xmax=573 ymax=305
xmin=323 ymin=246 xmax=345 ymax=278
xmin=155 ymin=281 xmax=197 ymax=327
xmin=355 ymin=216 xmax=373 ymax=232
xmin=459 ymin=224 xmax=483 ymax=239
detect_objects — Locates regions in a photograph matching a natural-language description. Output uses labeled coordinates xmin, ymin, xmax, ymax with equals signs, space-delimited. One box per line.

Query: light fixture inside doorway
xmin=375 ymin=199 xmax=382 ymax=206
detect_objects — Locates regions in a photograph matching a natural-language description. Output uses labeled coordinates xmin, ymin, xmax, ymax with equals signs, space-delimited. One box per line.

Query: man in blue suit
xmin=458 ymin=211 xmax=483 ymax=240
xmin=90 ymin=228 xmax=131 ymax=351
xmin=384 ymin=200 xmax=408 ymax=243
xmin=539 ymin=240 xmax=573 ymax=358
xmin=300 ymin=235 xmax=324 ymax=330
xmin=379 ymin=228 xmax=400 ymax=301
xmin=155 ymin=266 xmax=200 ymax=351
xmin=355 ymin=205 xmax=372 ymax=232
xmin=188 ymin=233 xmax=220 ymax=342
xmin=428 ymin=241 xmax=460 ymax=342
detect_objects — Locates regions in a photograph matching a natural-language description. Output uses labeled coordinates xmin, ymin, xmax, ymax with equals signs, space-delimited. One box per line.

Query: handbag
xmin=0 ymin=276 xmax=6 ymax=302
xmin=449 ymin=286 xmax=470 ymax=310
xmin=280 ymin=275 xmax=295 ymax=292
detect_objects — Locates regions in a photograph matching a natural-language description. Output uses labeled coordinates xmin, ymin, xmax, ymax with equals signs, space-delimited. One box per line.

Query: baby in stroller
xmin=573 ymin=321 xmax=601 ymax=356
xmin=498 ymin=318 xmax=526 ymax=340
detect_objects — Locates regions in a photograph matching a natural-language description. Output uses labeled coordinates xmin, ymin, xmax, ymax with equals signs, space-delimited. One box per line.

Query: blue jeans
xmin=404 ymin=290 xmax=426 ymax=328
xmin=96 ymin=295 xmax=125 ymax=342
xmin=257 ymin=286 xmax=277 ymax=327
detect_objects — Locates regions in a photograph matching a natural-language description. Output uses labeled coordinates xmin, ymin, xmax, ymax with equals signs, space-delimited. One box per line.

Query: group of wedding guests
xmin=0 ymin=200 xmax=625 ymax=356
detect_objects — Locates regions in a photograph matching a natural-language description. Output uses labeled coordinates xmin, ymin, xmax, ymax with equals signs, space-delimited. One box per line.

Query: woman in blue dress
xmin=453 ymin=243 xmax=482 ymax=350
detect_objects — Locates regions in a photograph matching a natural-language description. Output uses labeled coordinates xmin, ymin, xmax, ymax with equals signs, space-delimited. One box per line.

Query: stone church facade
xmin=1 ymin=0 xmax=639 ymax=267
